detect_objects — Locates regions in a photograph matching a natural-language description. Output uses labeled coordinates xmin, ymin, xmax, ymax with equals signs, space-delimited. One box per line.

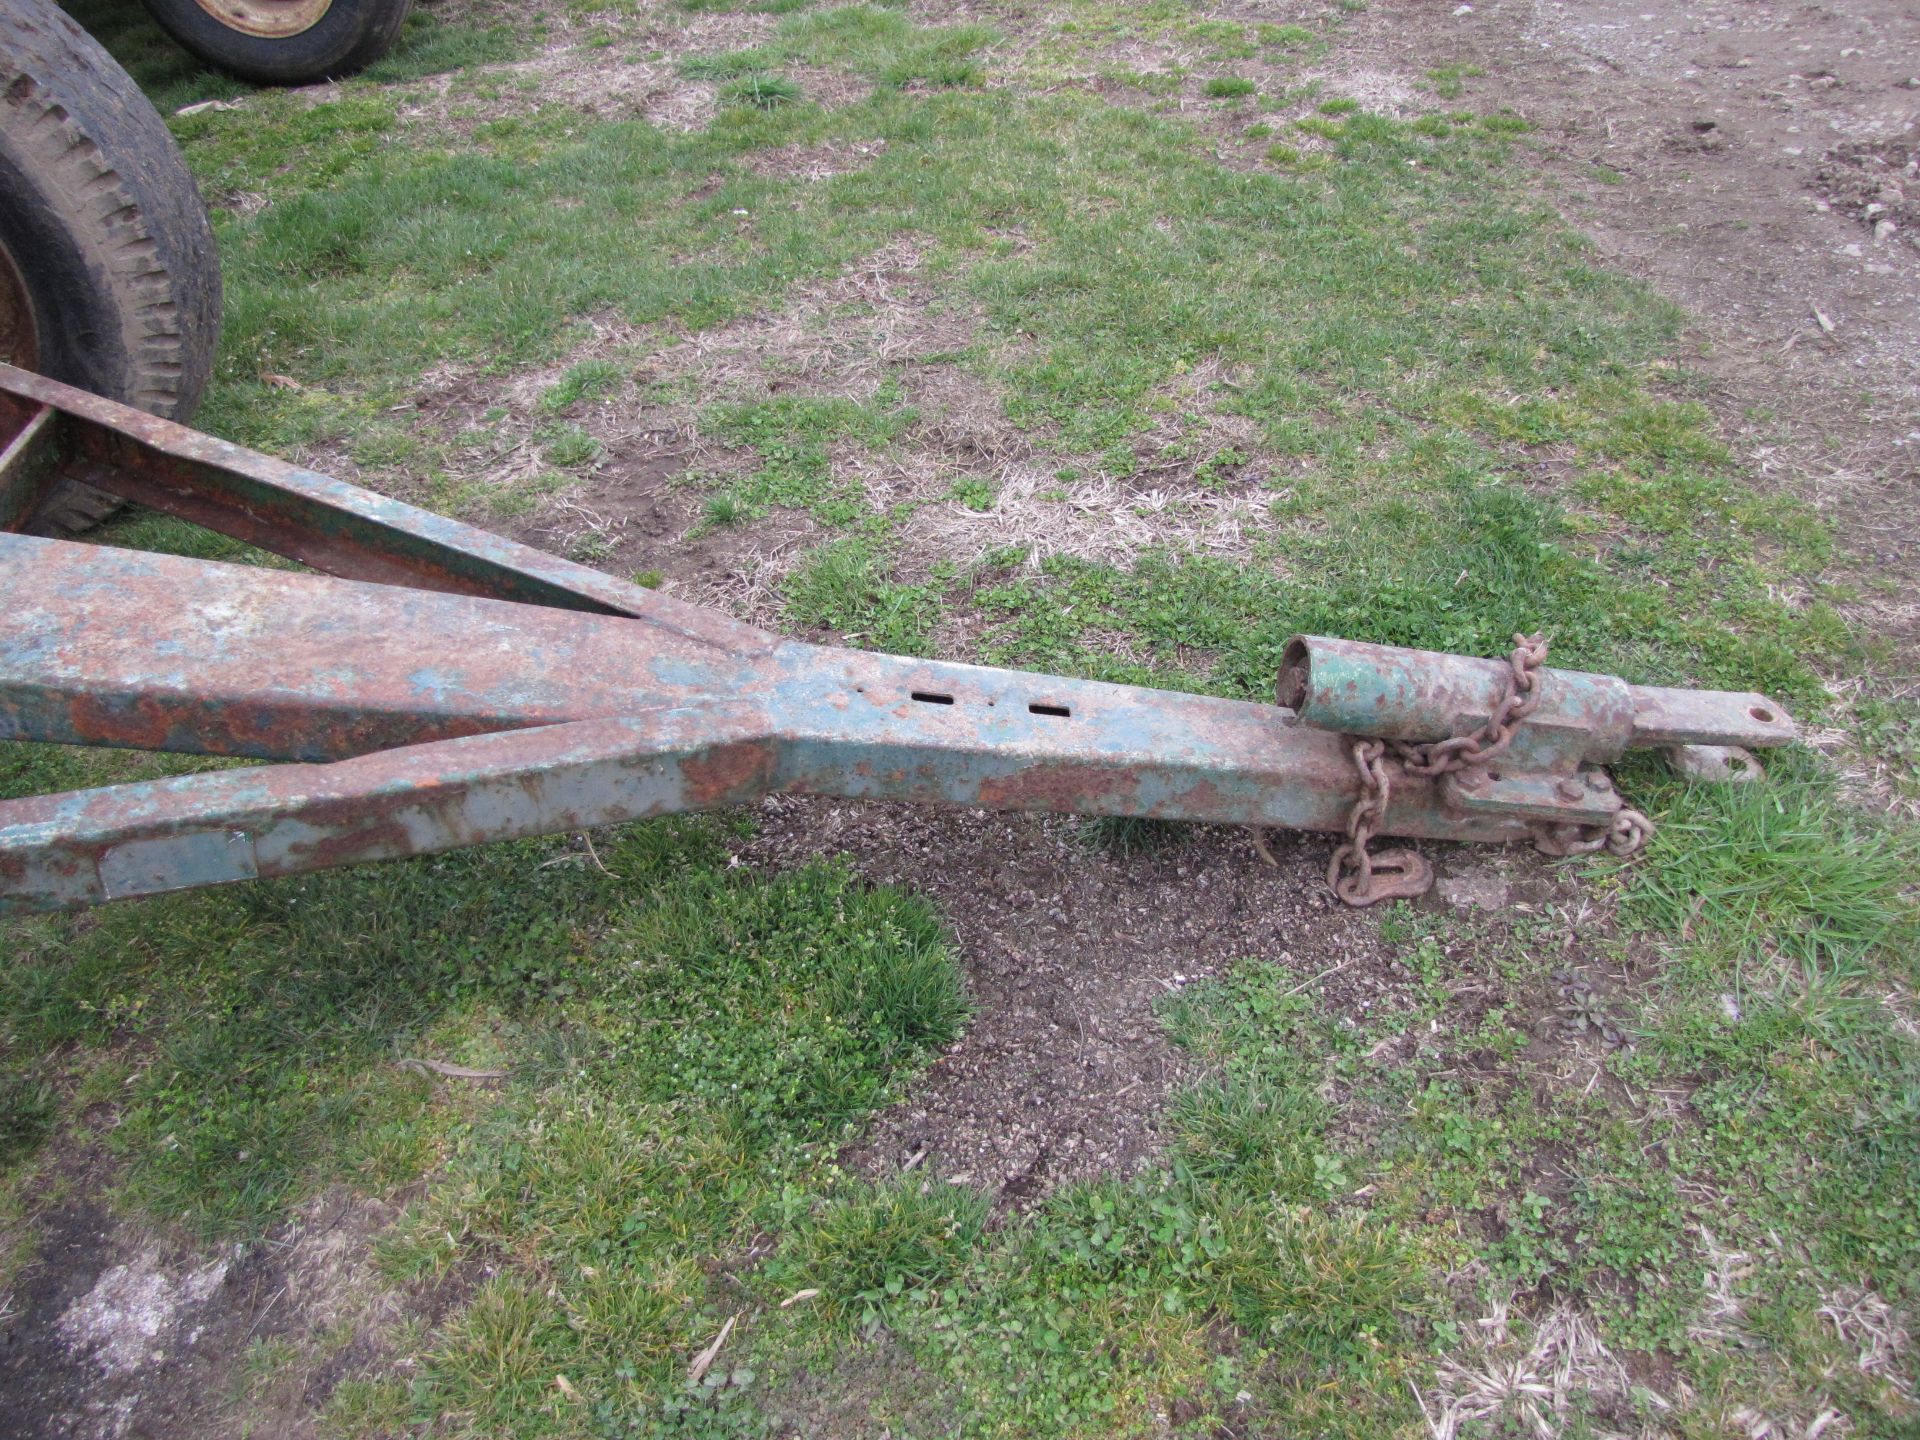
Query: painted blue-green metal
xmin=0 ymin=363 xmax=1800 ymax=915
xmin=1277 ymin=636 xmax=1794 ymax=767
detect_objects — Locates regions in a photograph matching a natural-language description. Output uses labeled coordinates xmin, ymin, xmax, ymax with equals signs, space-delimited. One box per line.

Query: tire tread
xmin=1 ymin=0 xmax=221 ymax=532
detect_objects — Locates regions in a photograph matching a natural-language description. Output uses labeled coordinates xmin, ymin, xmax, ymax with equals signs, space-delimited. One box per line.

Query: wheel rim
xmin=0 ymin=237 xmax=39 ymax=373
xmin=191 ymin=0 xmax=334 ymax=39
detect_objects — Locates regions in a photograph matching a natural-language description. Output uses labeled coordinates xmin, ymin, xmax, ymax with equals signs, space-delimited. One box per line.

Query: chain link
xmin=1324 ymin=738 xmax=1432 ymax=906
xmin=1532 ymin=806 xmax=1655 ymax=859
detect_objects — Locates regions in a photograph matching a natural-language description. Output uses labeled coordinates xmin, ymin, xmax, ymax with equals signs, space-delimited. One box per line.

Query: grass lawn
xmin=2 ymin=0 xmax=1915 ymax=1436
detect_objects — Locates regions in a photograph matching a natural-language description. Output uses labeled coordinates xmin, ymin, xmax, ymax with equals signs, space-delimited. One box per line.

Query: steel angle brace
xmin=0 ymin=363 xmax=1798 ymax=915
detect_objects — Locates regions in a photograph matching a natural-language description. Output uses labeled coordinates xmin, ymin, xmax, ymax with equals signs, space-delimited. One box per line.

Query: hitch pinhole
xmin=911 ymin=691 xmax=955 ymax=706
xmin=1748 ymin=705 xmax=1774 ymax=723
xmin=1029 ymin=702 xmax=1071 ymax=718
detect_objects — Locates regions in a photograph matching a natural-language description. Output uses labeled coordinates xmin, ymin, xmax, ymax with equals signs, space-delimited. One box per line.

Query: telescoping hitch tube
xmin=0 ymin=362 xmax=1794 ymax=914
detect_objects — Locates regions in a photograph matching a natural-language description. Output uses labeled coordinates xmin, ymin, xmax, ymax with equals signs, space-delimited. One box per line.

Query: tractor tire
xmin=1 ymin=0 xmax=221 ymax=533
xmin=138 ymin=0 xmax=414 ymax=85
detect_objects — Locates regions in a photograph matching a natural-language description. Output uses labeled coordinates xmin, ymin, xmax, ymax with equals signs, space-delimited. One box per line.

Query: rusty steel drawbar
xmin=0 ymin=362 xmax=1795 ymax=914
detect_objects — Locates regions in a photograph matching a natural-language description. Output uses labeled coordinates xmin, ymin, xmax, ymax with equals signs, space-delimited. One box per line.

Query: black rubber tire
xmin=138 ymin=0 xmax=414 ymax=85
xmin=1 ymin=0 xmax=221 ymax=532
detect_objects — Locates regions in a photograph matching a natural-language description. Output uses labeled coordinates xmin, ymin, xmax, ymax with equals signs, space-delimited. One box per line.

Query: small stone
xmin=1435 ymin=870 xmax=1510 ymax=912
xmin=1875 ymin=219 xmax=1899 ymax=242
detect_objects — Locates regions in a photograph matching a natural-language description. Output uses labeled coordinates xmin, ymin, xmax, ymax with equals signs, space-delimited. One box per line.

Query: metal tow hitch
xmin=0 ymin=363 xmax=1794 ymax=915
xmin=1263 ymin=632 xmax=1780 ymax=904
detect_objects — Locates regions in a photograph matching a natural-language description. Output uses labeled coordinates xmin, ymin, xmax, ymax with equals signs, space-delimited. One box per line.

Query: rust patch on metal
xmin=59 ymin=690 xmax=506 ymax=762
xmin=278 ymin=811 xmax=420 ymax=872
xmin=65 ymin=695 xmax=181 ymax=753
xmin=977 ymin=764 xmax=1143 ymax=815
xmin=683 ymin=740 xmax=779 ymax=808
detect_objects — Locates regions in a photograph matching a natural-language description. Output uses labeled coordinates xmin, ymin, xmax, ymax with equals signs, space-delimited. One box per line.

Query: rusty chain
xmin=1315 ymin=632 xmax=1653 ymax=906
xmin=1533 ymin=806 xmax=1655 ymax=858
xmin=1324 ymin=738 xmax=1433 ymax=906
xmin=1387 ymin=632 xmax=1549 ymax=777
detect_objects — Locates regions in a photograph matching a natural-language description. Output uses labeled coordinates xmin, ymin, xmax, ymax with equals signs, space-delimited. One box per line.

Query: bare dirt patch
xmin=662 ymin=238 xmax=980 ymax=400
xmin=734 ymin=797 xmax=1582 ymax=1207
xmin=396 ymin=239 xmax=1005 ymax=617
xmin=0 ymin=1167 xmax=453 ymax=1440
xmin=1816 ymin=137 xmax=1920 ymax=243
xmin=592 ymin=242 xmax=1282 ymax=596
xmin=435 ymin=52 xmax=721 ymax=133
xmin=742 ymin=136 xmax=893 ymax=180
xmin=1351 ymin=0 xmax=1920 ymax=659
xmin=528 ymin=449 xmax=830 ymax=621
xmin=1301 ymin=63 xmax=1420 ymax=116
xmin=390 ymin=5 xmax=882 ymax=138
xmin=401 ymin=216 xmax=1295 ymax=619
xmin=3 ymin=1181 xmax=268 ymax=1440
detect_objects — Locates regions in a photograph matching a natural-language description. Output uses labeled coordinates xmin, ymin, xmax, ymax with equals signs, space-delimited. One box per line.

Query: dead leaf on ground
xmin=688 ymin=1313 xmax=739 ymax=1384
xmin=395 ymin=1057 xmax=509 ymax=1080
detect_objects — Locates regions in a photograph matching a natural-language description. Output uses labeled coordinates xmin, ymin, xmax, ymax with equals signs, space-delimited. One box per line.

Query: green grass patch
xmin=1426 ymin=63 xmax=1485 ymax=100
xmin=722 ymin=71 xmax=804 ymax=108
xmin=538 ymin=359 xmax=628 ymax=413
xmin=784 ymin=535 xmax=941 ymax=652
xmin=684 ymin=4 xmax=996 ymax=89
xmin=1201 ymin=76 xmax=1256 ymax=99
xmin=705 ymin=393 xmax=913 ymax=521
xmin=0 ymin=816 xmax=964 ymax=1238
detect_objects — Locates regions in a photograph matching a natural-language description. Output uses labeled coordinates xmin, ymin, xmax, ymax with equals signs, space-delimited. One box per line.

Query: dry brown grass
xmin=1417 ymin=1294 xmax=1663 ymax=1440
xmin=386 ymin=5 xmax=884 ymax=139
